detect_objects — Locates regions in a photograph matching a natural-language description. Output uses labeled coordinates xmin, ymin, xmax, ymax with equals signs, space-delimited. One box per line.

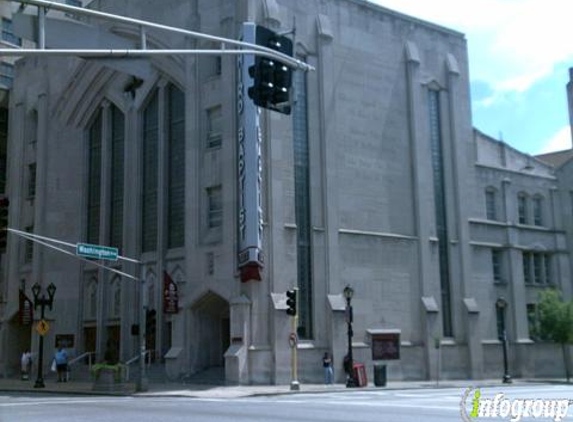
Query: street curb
xmin=132 ymin=381 xmax=555 ymax=399
xmin=0 ymin=380 xmax=563 ymax=399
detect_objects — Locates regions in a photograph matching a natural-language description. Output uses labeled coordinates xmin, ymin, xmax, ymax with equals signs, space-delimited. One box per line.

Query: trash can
xmin=374 ymin=363 xmax=387 ymax=387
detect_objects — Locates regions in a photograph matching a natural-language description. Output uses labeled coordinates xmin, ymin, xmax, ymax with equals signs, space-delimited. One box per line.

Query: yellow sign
xmin=36 ymin=319 xmax=50 ymax=336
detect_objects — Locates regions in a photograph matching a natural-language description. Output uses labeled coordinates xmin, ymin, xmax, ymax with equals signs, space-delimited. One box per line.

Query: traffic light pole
xmin=290 ymin=312 xmax=300 ymax=391
xmin=288 ymin=287 xmax=299 ymax=391
xmin=137 ymin=264 xmax=148 ymax=392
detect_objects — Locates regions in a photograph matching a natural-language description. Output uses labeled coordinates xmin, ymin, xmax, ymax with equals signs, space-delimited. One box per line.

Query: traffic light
xmin=0 ymin=196 xmax=9 ymax=251
xmin=248 ymin=25 xmax=293 ymax=114
xmin=146 ymin=309 xmax=157 ymax=337
xmin=286 ymin=288 xmax=298 ymax=316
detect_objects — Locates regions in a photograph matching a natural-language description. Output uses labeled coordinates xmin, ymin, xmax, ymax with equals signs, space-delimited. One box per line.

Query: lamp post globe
xmin=343 ymin=285 xmax=354 ymax=301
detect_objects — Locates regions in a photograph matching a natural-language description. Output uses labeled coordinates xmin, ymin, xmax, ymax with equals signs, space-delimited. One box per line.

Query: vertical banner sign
xmin=19 ymin=289 xmax=33 ymax=325
xmin=163 ymin=271 xmax=179 ymax=314
xmin=237 ymin=22 xmax=264 ymax=282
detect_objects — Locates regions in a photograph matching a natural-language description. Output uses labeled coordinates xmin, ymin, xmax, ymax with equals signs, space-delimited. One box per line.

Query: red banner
xmin=163 ymin=271 xmax=179 ymax=314
xmin=19 ymin=289 xmax=33 ymax=326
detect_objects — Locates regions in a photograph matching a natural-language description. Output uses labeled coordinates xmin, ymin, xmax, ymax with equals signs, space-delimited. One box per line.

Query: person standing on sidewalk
xmin=20 ymin=350 xmax=32 ymax=380
xmin=323 ymin=352 xmax=334 ymax=384
xmin=54 ymin=348 xmax=69 ymax=382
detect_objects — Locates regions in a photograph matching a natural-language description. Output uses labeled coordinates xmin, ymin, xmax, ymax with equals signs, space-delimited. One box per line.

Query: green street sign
xmin=76 ymin=243 xmax=119 ymax=261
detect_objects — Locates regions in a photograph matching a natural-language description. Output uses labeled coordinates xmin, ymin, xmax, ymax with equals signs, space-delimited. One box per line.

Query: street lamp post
xmin=495 ymin=297 xmax=512 ymax=384
xmin=31 ymin=282 xmax=56 ymax=389
xmin=343 ymin=285 xmax=357 ymax=388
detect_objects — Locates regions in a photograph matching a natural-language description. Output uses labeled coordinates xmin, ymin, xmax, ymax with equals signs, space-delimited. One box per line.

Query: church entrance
xmin=192 ymin=291 xmax=230 ymax=373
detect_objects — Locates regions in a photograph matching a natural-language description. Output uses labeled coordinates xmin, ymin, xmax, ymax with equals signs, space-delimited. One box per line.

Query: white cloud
xmin=370 ymin=0 xmax=573 ymax=95
xmin=537 ymin=126 xmax=572 ymax=154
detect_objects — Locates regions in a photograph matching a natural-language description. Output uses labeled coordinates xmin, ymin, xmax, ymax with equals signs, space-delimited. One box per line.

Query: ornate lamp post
xmin=343 ymin=285 xmax=357 ymax=388
xmin=31 ymin=282 xmax=56 ymax=388
xmin=495 ymin=297 xmax=512 ymax=384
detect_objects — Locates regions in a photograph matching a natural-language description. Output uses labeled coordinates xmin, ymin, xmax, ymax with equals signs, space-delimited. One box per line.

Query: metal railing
xmin=67 ymin=351 xmax=96 ymax=369
xmin=124 ymin=350 xmax=151 ymax=381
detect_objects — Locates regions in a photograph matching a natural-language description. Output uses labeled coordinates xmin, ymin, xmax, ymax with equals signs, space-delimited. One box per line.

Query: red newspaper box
xmin=353 ymin=363 xmax=368 ymax=387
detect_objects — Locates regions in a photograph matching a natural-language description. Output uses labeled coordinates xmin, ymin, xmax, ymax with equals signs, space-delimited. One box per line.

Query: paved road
xmin=1 ymin=385 xmax=572 ymax=422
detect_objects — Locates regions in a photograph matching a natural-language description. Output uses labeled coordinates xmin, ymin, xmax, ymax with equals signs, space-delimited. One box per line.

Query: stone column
xmin=225 ymin=295 xmax=251 ymax=384
xmin=326 ymin=294 xmax=347 ymax=383
xmin=405 ymin=40 xmax=436 ymax=379
xmin=421 ymin=297 xmax=440 ymax=381
xmin=95 ymin=101 xmax=111 ymax=361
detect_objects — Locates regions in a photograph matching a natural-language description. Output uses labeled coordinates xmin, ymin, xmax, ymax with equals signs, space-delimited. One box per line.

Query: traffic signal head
xmin=286 ymin=288 xmax=298 ymax=316
xmin=248 ymin=25 xmax=293 ymax=114
xmin=0 ymin=196 xmax=9 ymax=251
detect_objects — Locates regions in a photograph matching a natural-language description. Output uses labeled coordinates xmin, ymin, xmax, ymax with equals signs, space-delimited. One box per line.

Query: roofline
xmin=348 ymin=0 xmax=466 ymax=39
xmin=473 ymin=128 xmax=555 ymax=172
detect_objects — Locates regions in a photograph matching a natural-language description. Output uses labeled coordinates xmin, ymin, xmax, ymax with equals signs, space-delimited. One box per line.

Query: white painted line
xmin=0 ymin=398 xmax=133 ymax=407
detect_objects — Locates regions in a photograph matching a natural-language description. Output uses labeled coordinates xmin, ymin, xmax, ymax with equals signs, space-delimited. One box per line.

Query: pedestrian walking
xmin=54 ymin=347 xmax=69 ymax=382
xmin=323 ymin=352 xmax=334 ymax=384
xmin=20 ymin=350 xmax=32 ymax=380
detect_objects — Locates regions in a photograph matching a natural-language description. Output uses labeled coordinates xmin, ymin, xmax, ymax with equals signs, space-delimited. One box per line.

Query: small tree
xmin=537 ymin=289 xmax=573 ymax=382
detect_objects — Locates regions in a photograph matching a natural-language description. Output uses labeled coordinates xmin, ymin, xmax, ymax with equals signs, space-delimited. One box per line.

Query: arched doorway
xmin=191 ymin=291 xmax=230 ymax=374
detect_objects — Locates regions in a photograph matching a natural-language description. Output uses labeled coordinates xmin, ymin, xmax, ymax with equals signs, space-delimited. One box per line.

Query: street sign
xmin=36 ymin=319 xmax=50 ymax=336
xmin=76 ymin=243 xmax=118 ymax=261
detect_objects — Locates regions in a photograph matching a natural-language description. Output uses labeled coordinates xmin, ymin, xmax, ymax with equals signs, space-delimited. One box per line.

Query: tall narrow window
xmin=0 ymin=62 xmax=14 ymax=88
xmin=24 ymin=225 xmax=34 ymax=263
xmin=429 ymin=90 xmax=452 ymax=337
xmin=491 ymin=249 xmax=502 ymax=283
xmin=293 ymin=65 xmax=312 ymax=338
xmin=206 ymin=106 xmax=222 ymax=149
xmin=522 ymin=252 xmax=532 ymax=284
xmin=167 ymin=85 xmax=185 ymax=248
xmin=544 ymin=254 xmax=551 ymax=285
xmin=533 ymin=196 xmax=543 ymax=226
xmin=485 ymin=188 xmax=496 ymax=220
xmin=1 ymin=18 xmax=20 ymax=46
xmin=526 ymin=304 xmax=538 ymax=340
xmin=109 ymin=106 xmax=124 ymax=250
xmin=533 ymin=253 xmax=542 ymax=284
xmin=141 ymin=92 xmax=159 ymax=252
xmin=518 ymin=193 xmax=527 ymax=224
xmin=0 ymin=108 xmax=7 ymax=193
xmin=207 ymin=186 xmax=222 ymax=229
xmin=28 ymin=163 xmax=36 ymax=198
xmin=87 ymin=111 xmax=102 ymax=244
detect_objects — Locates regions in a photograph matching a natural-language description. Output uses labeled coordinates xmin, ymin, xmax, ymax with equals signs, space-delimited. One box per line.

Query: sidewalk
xmin=0 ymin=377 xmax=561 ymax=399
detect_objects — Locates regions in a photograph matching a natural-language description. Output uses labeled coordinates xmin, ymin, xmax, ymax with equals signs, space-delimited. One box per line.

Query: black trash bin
xmin=374 ymin=363 xmax=387 ymax=387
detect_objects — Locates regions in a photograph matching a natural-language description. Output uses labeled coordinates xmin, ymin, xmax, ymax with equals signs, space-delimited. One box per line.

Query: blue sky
xmin=371 ymin=0 xmax=573 ymax=155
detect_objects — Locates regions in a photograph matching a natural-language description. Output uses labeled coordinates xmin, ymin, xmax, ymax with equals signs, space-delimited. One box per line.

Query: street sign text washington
xmin=76 ymin=243 xmax=119 ymax=261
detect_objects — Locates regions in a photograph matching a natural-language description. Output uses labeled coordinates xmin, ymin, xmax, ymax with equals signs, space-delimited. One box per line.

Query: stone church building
xmin=1 ymin=0 xmax=572 ymax=384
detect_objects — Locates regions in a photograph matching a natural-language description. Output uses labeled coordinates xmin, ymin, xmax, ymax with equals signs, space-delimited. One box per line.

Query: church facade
xmin=0 ymin=0 xmax=572 ymax=384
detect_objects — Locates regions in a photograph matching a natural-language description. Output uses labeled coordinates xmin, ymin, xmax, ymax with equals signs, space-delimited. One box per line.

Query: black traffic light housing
xmin=0 ymin=196 xmax=9 ymax=251
xmin=146 ymin=309 xmax=157 ymax=336
xmin=286 ymin=288 xmax=298 ymax=316
xmin=248 ymin=25 xmax=293 ymax=114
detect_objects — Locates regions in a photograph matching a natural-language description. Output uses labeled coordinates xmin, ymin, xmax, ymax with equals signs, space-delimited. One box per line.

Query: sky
xmin=371 ymin=0 xmax=573 ymax=155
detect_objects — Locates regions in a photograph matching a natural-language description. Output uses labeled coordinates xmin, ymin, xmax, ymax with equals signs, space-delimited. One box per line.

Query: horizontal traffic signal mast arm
xmin=0 ymin=48 xmax=297 ymax=64
xmin=1 ymin=0 xmax=314 ymax=72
